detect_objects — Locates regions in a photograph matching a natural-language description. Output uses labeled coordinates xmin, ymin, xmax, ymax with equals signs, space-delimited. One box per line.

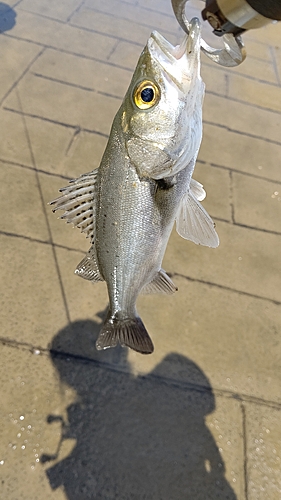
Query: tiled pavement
xmin=0 ymin=0 xmax=281 ymax=498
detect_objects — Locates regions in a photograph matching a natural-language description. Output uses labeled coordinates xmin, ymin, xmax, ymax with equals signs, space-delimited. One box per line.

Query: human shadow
xmin=0 ymin=3 xmax=16 ymax=32
xmin=44 ymin=319 xmax=237 ymax=500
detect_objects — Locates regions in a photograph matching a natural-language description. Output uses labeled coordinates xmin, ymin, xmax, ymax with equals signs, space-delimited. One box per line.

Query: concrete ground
xmin=0 ymin=0 xmax=281 ymax=498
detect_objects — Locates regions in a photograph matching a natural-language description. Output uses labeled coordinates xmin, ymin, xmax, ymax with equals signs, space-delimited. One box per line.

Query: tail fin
xmin=96 ymin=313 xmax=154 ymax=354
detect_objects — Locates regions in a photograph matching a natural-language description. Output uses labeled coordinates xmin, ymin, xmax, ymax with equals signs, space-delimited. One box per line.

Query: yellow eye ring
xmin=133 ymin=80 xmax=160 ymax=110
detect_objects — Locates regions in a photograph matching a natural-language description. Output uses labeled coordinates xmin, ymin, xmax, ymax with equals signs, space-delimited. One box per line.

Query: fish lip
xmin=151 ymin=17 xmax=201 ymax=61
xmin=148 ymin=18 xmax=201 ymax=90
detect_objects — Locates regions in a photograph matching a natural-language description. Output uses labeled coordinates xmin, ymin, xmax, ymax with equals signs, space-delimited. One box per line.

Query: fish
xmin=50 ymin=18 xmax=219 ymax=355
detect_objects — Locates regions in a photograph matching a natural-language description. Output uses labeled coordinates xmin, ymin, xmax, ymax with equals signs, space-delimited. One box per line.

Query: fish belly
xmin=96 ymin=128 xmax=191 ymax=310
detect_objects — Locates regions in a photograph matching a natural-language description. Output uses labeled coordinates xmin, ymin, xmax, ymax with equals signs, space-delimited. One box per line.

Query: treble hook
xmin=171 ymin=0 xmax=246 ymax=67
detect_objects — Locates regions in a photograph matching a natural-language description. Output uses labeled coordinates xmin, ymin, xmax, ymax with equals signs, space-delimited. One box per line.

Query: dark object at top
xmin=202 ymin=0 xmax=281 ymax=37
xmin=0 ymin=3 xmax=17 ymax=32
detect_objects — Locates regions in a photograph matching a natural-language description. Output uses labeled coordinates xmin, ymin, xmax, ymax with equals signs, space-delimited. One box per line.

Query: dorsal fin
xmin=49 ymin=168 xmax=98 ymax=240
xmin=176 ymin=190 xmax=219 ymax=248
xmin=141 ymin=269 xmax=178 ymax=294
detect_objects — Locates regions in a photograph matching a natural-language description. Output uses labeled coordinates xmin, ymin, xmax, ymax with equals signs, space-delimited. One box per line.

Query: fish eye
xmin=133 ymin=80 xmax=160 ymax=110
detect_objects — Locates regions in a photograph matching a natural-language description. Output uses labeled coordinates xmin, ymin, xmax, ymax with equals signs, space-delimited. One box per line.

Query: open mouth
xmin=148 ymin=17 xmax=201 ymax=90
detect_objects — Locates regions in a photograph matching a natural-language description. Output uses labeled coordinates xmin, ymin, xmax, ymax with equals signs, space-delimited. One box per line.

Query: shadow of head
xmin=0 ymin=3 xmax=16 ymax=32
xmin=44 ymin=320 xmax=237 ymax=499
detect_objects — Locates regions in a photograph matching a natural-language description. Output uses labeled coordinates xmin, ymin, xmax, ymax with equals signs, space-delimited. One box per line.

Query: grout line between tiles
xmin=1 ymin=335 xmax=281 ymax=411
xmin=197 ymin=160 xmax=281 ymax=186
xmin=66 ymin=0 xmax=85 ymax=23
xmin=171 ymin=272 xmax=281 ymax=306
xmin=0 ymin=229 xmax=85 ymax=254
xmin=269 ymin=45 xmax=281 ymax=86
xmin=229 ymin=170 xmax=235 ymax=224
xmin=241 ymin=403 xmax=249 ymax=500
xmin=0 ymin=47 xmax=46 ymax=107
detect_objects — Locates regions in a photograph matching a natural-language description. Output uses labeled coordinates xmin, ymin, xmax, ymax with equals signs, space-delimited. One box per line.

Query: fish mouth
xmin=148 ymin=17 xmax=201 ymax=91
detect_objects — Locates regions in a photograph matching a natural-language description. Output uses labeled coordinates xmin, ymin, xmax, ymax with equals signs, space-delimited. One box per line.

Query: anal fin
xmin=75 ymin=245 xmax=103 ymax=282
xmin=141 ymin=269 xmax=178 ymax=294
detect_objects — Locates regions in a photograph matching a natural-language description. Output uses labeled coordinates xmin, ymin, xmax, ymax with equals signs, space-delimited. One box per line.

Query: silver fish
xmin=50 ymin=18 xmax=219 ymax=355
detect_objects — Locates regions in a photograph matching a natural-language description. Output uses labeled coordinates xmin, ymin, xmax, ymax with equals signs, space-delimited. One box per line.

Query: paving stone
xmin=24 ymin=116 xmax=76 ymax=176
xmin=31 ymin=48 xmax=131 ymax=98
xmin=84 ymin=0 xmax=178 ymax=34
xmin=204 ymin=55 xmax=278 ymax=87
xmin=4 ymin=72 xmax=121 ymax=135
xmin=164 ymin=220 xmax=281 ymax=303
xmin=228 ymin=74 xmax=281 ymax=113
xmin=205 ymin=397 xmax=245 ymax=498
xmin=199 ymin=122 xmax=281 ymax=182
xmin=246 ymin=404 xmax=281 ymax=499
xmin=60 ymin=130 xmax=107 ymax=177
xmin=242 ymin=38 xmax=274 ymax=62
xmin=10 ymin=10 xmax=117 ymax=59
xmin=1 ymin=1 xmax=281 ymax=498
xmin=0 ymin=109 xmax=33 ymax=166
xmin=193 ymin=161 xmax=232 ymax=221
xmin=139 ymin=0 xmax=175 ymax=16
xmin=232 ymin=172 xmax=281 ymax=233
xmin=0 ymin=162 xmax=49 ymax=241
xmin=0 ymin=0 xmax=19 ymax=6
xmin=0 ymin=342 xmax=242 ymax=499
xmin=108 ymin=39 xmax=143 ymax=68
xmin=19 ymin=0 xmax=83 ymax=22
xmin=0 ymin=235 xmax=68 ymax=347
xmin=119 ymin=0 xmax=138 ymax=4
xmin=0 ymin=344 xmax=72 ymax=500
xmin=132 ymin=275 xmax=281 ymax=403
xmin=203 ymin=93 xmax=281 ymax=145
xmin=11 ymin=113 xmax=106 ymax=179
xmin=230 ymin=56 xmax=279 ymax=85
xmin=244 ymin=22 xmax=281 ymax=47
xmin=70 ymin=7 xmax=157 ymax=46
xmin=202 ymin=64 xmax=228 ymax=97
xmin=0 ymin=35 xmax=42 ymax=104
xmin=272 ymin=46 xmax=281 ymax=84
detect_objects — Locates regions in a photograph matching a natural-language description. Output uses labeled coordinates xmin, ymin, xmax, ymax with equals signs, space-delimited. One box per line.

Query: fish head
xmin=122 ymin=18 xmax=205 ymax=179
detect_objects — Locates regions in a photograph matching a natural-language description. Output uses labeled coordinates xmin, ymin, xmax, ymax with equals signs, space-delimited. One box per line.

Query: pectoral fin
xmin=49 ymin=169 xmax=98 ymax=240
xmin=176 ymin=191 xmax=219 ymax=248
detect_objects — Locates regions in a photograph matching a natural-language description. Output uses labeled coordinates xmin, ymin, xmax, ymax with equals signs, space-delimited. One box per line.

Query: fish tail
xmin=96 ymin=312 xmax=154 ymax=354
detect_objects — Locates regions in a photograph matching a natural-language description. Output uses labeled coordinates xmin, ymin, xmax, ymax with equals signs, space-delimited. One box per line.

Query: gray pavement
xmin=0 ymin=0 xmax=281 ymax=498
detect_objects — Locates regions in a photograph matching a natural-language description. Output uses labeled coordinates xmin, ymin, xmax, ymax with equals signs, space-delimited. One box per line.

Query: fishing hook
xmin=171 ymin=0 xmax=246 ymax=67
